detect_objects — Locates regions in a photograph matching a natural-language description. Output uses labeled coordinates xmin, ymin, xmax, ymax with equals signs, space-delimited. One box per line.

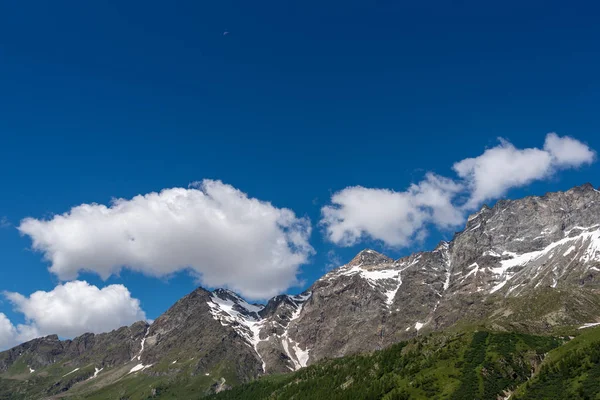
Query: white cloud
xmin=322 ymin=133 xmax=596 ymax=247
xmin=18 ymin=180 xmax=313 ymax=299
xmin=3 ymin=281 xmax=146 ymax=343
xmin=0 ymin=313 xmax=18 ymax=349
xmin=454 ymin=133 xmax=595 ymax=208
xmin=321 ymin=173 xmax=463 ymax=247
xmin=453 ymin=139 xmax=553 ymax=208
xmin=544 ymin=132 xmax=596 ymax=168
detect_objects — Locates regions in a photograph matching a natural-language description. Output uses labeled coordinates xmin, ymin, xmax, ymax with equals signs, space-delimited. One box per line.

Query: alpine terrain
xmin=3 ymin=183 xmax=600 ymax=399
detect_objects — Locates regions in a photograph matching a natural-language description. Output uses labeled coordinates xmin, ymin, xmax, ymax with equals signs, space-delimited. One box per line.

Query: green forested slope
xmin=513 ymin=326 xmax=600 ymax=400
xmin=205 ymin=331 xmax=561 ymax=400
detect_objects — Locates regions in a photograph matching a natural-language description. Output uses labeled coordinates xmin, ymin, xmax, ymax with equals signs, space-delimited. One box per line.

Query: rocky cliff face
xmin=2 ymin=184 xmax=600 ymax=398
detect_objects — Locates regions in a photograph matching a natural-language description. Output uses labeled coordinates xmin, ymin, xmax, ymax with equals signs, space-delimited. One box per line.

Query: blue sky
xmin=1 ymin=0 xmax=600 ymax=346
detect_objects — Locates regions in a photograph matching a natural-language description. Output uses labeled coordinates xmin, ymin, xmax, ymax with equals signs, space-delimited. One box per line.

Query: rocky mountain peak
xmin=568 ymin=182 xmax=597 ymax=193
xmin=347 ymin=249 xmax=394 ymax=267
xmin=213 ymin=288 xmax=244 ymax=303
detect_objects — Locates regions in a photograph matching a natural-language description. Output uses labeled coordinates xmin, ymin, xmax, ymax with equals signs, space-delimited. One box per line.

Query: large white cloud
xmin=454 ymin=133 xmax=596 ymax=208
xmin=321 ymin=173 xmax=464 ymax=247
xmin=3 ymin=281 xmax=146 ymax=343
xmin=19 ymin=180 xmax=313 ymax=299
xmin=322 ymin=133 xmax=595 ymax=247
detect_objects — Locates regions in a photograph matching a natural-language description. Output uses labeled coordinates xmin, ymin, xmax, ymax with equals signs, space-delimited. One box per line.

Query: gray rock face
xmin=278 ymin=183 xmax=600 ymax=366
xmin=0 ymin=321 xmax=149 ymax=373
xmin=2 ymin=183 xmax=600 ymax=395
xmin=449 ymin=183 xmax=600 ymax=295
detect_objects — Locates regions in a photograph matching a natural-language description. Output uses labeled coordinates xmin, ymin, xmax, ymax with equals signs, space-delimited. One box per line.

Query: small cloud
xmin=223 ymin=31 xmax=230 ymax=36
xmin=0 ymin=217 xmax=10 ymax=228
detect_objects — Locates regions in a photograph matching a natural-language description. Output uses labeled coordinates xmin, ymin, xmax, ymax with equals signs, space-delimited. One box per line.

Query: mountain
xmin=2 ymin=183 xmax=600 ymax=398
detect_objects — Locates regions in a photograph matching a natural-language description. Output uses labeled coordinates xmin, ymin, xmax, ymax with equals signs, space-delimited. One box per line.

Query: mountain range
xmin=2 ymin=183 xmax=600 ymax=399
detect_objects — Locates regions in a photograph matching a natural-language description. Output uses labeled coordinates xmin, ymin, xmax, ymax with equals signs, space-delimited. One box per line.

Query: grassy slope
xmin=77 ymin=359 xmax=241 ymax=400
xmin=0 ymin=354 xmax=238 ymax=400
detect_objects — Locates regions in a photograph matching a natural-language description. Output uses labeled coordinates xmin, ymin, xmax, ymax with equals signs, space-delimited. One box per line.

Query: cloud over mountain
xmin=321 ymin=173 xmax=463 ymax=247
xmin=322 ymin=133 xmax=595 ymax=247
xmin=0 ymin=281 xmax=145 ymax=349
xmin=18 ymin=180 xmax=313 ymax=299
xmin=454 ymin=133 xmax=596 ymax=208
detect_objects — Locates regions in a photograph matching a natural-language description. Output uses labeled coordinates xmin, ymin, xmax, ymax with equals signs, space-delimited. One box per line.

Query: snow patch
xmin=441 ymin=246 xmax=452 ymax=291
xmin=467 ymin=223 xmax=481 ymax=232
xmin=207 ymin=290 xmax=311 ymax=373
xmin=563 ymin=246 xmax=577 ymax=257
xmin=62 ymin=367 xmax=80 ymax=377
xmin=579 ymin=322 xmax=600 ymax=330
xmin=331 ymin=261 xmax=408 ymax=307
xmin=88 ymin=367 xmax=103 ymax=380
xmin=462 ymin=263 xmax=481 ymax=281
xmin=443 ymin=271 xmax=451 ymax=291
xmin=280 ymin=302 xmax=310 ymax=371
xmin=132 ymin=327 xmax=150 ymax=361
xmin=207 ymin=293 xmax=268 ymax=372
xmin=490 ymin=228 xmax=600 ymax=292
xmin=129 ymin=363 xmax=153 ymax=373
xmin=484 ymin=250 xmax=501 ymax=258
xmin=490 ymin=279 xmax=508 ymax=294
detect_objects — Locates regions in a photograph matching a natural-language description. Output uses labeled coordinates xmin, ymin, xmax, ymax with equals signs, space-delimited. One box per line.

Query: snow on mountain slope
xmin=207 ymin=289 xmax=266 ymax=370
xmin=207 ymin=288 xmax=312 ymax=372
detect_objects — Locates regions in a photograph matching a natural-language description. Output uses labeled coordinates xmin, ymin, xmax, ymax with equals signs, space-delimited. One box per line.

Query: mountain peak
xmin=569 ymin=182 xmax=598 ymax=193
xmin=348 ymin=249 xmax=394 ymax=267
xmin=213 ymin=288 xmax=242 ymax=300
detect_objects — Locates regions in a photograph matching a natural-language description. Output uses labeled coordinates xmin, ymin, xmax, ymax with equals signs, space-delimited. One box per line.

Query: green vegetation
xmin=206 ymin=331 xmax=561 ymax=400
xmin=73 ymin=358 xmax=242 ymax=400
xmin=513 ymin=327 xmax=600 ymax=399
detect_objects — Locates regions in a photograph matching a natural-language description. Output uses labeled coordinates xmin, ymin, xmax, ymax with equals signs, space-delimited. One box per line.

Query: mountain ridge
xmin=2 ymin=183 xmax=600 ymax=398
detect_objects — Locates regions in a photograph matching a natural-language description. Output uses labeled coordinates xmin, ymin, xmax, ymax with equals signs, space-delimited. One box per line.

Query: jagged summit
xmin=433 ymin=240 xmax=450 ymax=252
xmin=347 ymin=248 xmax=394 ymax=267
xmin=569 ymin=182 xmax=597 ymax=192
xmin=466 ymin=204 xmax=492 ymax=223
